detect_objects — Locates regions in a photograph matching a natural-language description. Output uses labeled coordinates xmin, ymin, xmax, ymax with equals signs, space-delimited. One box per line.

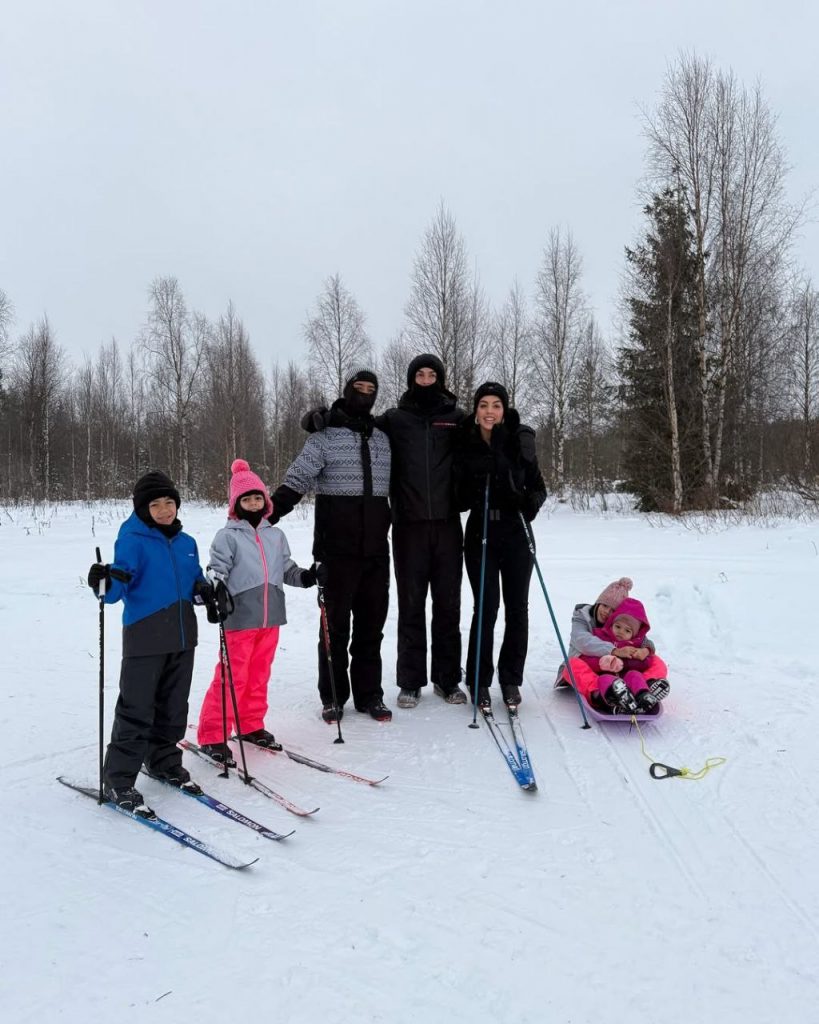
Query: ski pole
xmin=316 ymin=577 xmax=344 ymax=744
xmin=218 ymin=618 xmax=252 ymax=782
xmin=517 ymin=512 xmax=590 ymax=729
xmin=469 ymin=474 xmax=491 ymax=729
xmin=95 ymin=546 xmax=105 ymax=804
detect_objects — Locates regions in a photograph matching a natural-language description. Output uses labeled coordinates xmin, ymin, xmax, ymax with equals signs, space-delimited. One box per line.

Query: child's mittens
xmin=599 ymin=654 xmax=624 ymax=673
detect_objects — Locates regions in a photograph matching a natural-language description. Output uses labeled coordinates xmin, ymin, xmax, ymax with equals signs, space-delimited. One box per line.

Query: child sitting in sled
xmin=579 ymin=597 xmax=670 ymax=714
xmin=555 ymin=577 xmax=669 ymax=714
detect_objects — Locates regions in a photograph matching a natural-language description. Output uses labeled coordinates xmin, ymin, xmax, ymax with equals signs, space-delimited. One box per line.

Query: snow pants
xmin=317 ymin=555 xmax=389 ymax=709
xmin=392 ymin=518 xmax=463 ymax=691
xmin=103 ymin=649 xmax=195 ymax=789
xmin=464 ymin=513 xmax=533 ymax=693
xmin=197 ymin=626 xmax=280 ymax=744
xmin=560 ymin=655 xmax=669 ymax=700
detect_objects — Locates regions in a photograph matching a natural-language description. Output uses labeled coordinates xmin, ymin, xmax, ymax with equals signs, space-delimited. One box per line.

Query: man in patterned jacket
xmin=269 ymin=369 xmax=393 ymax=722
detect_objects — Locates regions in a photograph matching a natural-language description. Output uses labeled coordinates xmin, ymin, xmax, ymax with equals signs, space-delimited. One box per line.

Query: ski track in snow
xmin=2 ymin=500 xmax=818 ymax=1023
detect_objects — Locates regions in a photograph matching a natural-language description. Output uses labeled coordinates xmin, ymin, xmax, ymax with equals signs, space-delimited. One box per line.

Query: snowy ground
xmin=2 ymin=499 xmax=817 ymax=1023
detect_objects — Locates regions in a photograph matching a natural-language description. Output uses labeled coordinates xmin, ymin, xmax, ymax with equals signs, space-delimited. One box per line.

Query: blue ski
xmin=57 ymin=777 xmax=258 ymax=870
xmin=139 ymin=770 xmax=294 ymax=841
xmin=507 ymin=707 xmax=537 ymax=790
xmin=478 ymin=709 xmax=537 ymax=791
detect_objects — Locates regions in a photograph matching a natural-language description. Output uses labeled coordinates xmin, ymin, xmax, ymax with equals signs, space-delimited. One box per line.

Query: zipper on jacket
xmin=168 ymin=537 xmax=186 ymax=648
xmin=425 ymin=418 xmax=433 ymax=519
xmin=255 ymin=531 xmax=270 ymax=628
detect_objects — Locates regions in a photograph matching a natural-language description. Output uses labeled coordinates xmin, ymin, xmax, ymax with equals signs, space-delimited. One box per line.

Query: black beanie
xmin=133 ymin=471 xmax=181 ymax=513
xmin=406 ymin=353 xmax=446 ymax=389
xmin=473 ymin=381 xmax=510 ymax=415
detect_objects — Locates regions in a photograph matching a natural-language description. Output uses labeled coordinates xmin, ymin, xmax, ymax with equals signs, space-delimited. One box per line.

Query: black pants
xmin=464 ymin=514 xmax=533 ymax=693
xmin=392 ymin=518 xmax=463 ymax=691
xmin=317 ymin=556 xmax=389 ymax=709
xmin=103 ymin=649 xmax=195 ymax=789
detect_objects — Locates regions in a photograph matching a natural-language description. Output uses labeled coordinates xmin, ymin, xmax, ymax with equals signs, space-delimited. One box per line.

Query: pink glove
xmin=599 ymin=654 xmax=624 ymax=673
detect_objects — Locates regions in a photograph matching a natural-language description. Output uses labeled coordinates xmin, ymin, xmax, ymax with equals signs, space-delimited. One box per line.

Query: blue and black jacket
xmin=102 ymin=511 xmax=207 ymax=658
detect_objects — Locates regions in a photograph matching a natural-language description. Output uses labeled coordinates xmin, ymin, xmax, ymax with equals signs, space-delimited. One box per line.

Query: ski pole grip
xmin=649 ymin=762 xmax=682 ymax=780
xmin=95 ymin=546 xmax=106 ymax=598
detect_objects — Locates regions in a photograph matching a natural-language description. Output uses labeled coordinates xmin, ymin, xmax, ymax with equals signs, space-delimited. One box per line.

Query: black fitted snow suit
xmin=454 ymin=410 xmax=547 ymax=695
xmin=376 ymin=390 xmax=466 ymax=693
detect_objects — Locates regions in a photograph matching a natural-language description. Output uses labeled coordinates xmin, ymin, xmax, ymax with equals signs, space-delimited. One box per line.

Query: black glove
xmin=314 ymin=562 xmax=329 ymax=587
xmin=521 ymin=493 xmax=539 ymax=522
xmin=207 ymin=580 xmax=233 ymax=623
xmin=300 ymin=566 xmax=317 ymax=587
xmin=193 ymin=579 xmax=214 ymax=605
xmin=267 ymin=509 xmax=281 ymax=526
xmin=87 ymin=563 xmax=132 ymax=594
xmin=300 ymin=406 xmax=331 ymax=433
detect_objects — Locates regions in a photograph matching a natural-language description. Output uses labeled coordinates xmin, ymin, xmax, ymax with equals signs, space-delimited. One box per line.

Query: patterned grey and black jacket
xmin=272 ymin=399 xmax=392 ymax=560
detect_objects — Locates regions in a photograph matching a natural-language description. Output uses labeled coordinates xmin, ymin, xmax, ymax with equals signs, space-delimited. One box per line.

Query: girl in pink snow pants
xmin=555 ymin=577 xmax=669 ymax=706
xmin=196 ymin=459 xmax=316 ymax=763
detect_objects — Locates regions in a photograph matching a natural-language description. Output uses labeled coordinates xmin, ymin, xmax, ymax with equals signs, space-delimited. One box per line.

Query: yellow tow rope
xmin=631 ymin=716 xmax=727 ymax=781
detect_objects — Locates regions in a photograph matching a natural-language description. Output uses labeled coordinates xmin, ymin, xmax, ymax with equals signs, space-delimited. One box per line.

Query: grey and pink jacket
xmin=208 ymin=518 xmax=309 ymax=631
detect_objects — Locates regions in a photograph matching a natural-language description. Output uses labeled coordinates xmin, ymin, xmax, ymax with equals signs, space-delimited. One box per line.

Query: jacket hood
xmin=597 ymin=597 xmax=651 ymax=645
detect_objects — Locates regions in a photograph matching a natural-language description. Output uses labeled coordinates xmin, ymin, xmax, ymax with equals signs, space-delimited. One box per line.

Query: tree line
xmin=1 ymin=52 xmax=816 ymax=512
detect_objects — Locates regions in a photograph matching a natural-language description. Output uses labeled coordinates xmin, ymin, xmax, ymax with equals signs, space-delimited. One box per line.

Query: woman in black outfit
xmin=455 ymin=382 xmax=547 ymax=709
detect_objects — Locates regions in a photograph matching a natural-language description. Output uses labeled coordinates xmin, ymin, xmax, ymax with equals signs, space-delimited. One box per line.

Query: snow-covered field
xmin=2 ymin=499 xmax=817 ymax=1024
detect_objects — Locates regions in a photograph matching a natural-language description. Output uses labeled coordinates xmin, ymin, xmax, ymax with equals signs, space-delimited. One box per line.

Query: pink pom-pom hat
xmin=227 ymin=458 xmax=273 ymax=520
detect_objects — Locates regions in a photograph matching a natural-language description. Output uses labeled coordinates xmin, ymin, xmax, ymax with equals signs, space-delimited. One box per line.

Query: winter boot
xmin=397 ymin=688 xmax=421 ymax=708
xmin=200 ymin=742 xmax=236 ymax=767
xmin=635 ymin=678 xmax=671 ymax=715
xmin=322 ymin=703 xmax=343 ymax=724
xmin=147 ymin=763 xmax=203 ymax=795
xmin=239 ymin=728 xmax=283 ymax=751
xmin=361 ymin=699 xmax=393 ymax=722
xmin=501 ymin=684 xmax=522 ymax=707
xmin=604 ymin=679 xmax=638 ymax=714
xmin=433 ymin=683 xmax=468 ymax=705
xmin=103 ymin=785 xmax=153 ymax=817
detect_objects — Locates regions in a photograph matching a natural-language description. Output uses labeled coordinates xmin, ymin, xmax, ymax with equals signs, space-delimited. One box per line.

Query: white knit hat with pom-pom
xmin=595 ymin=577 xmax=633 ymax=608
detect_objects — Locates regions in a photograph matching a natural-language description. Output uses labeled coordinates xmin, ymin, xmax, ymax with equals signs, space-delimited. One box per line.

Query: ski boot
xmin=146 ymin=763 xmax=203 ymax=795
xmin=200 ymin=742 xmax=237 ymax=768
xmin=103 ymin=785 xmax=154 ymax=818
xmin=397 ymin=688 xmax=421 ymax=708
xmin=501 ymin=684 xmax=522 ymax=708
xmin=471 ymin=686 xmax=492 ymax=709
xmin=239 ymin=728 xmax=283 ymax=751
xmin=604 ymin=679 xmax=638 ymax=714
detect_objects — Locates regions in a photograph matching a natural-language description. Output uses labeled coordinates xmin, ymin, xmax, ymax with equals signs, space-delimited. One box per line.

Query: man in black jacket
xmin=382 ymin=355 xmax=468 ymax=708
xmin=270 ymin=369 xmax=393 ymax=723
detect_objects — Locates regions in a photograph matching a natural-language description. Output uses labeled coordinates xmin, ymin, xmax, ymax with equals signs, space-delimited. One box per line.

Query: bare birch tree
xmin=304 ymin=273 xmax=371 ymax=401
xmin=141 ymin=276 xmax=204 ymax=487
xmin=405 ymin=202 xmax=471 ymax=398
xmin=532 ymin=228 xmax=587 ymax=494
xmin=12 ymin=317 xmax=64 ymax=500
xmin=491 ymin=280 xmax=532 ymax=414
xmin=789 ymin=277 xmax=819 ymax=479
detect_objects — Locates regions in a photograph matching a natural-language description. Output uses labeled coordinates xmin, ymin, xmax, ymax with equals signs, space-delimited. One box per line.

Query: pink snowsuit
xmin=196 ymin=501 xmax=309 ymax=745
xmin=580 ymin=597 xmax=662 ymax=698
xmin=559 ymin=598 xmax=668 ymax=699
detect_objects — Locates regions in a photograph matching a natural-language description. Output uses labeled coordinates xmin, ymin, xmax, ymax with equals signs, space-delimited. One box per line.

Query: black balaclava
xmin=343 ymin=368 xmax=379 ymax=416
xmin=407 ymin=353 xmax=446 ymax=407
xmin=133 ymin=470 xmax=182 ymax=536
xmin=235 ymin=490 xmax=266 ymax=529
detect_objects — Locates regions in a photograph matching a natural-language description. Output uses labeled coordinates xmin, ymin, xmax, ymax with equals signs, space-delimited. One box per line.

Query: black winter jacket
xmin=375 ymin=389 xmax=465 ymax=523
xmin=454 ymin=409 xmax=547 ymax=523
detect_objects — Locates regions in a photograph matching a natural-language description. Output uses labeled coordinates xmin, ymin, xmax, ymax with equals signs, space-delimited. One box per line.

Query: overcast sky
xmin=1 ymin=0 xmax=817 ymax=366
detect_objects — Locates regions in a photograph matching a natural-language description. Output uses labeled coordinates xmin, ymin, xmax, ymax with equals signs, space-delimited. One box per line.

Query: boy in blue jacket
xmin=87 ymin=471 xmax=211 ymax=814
